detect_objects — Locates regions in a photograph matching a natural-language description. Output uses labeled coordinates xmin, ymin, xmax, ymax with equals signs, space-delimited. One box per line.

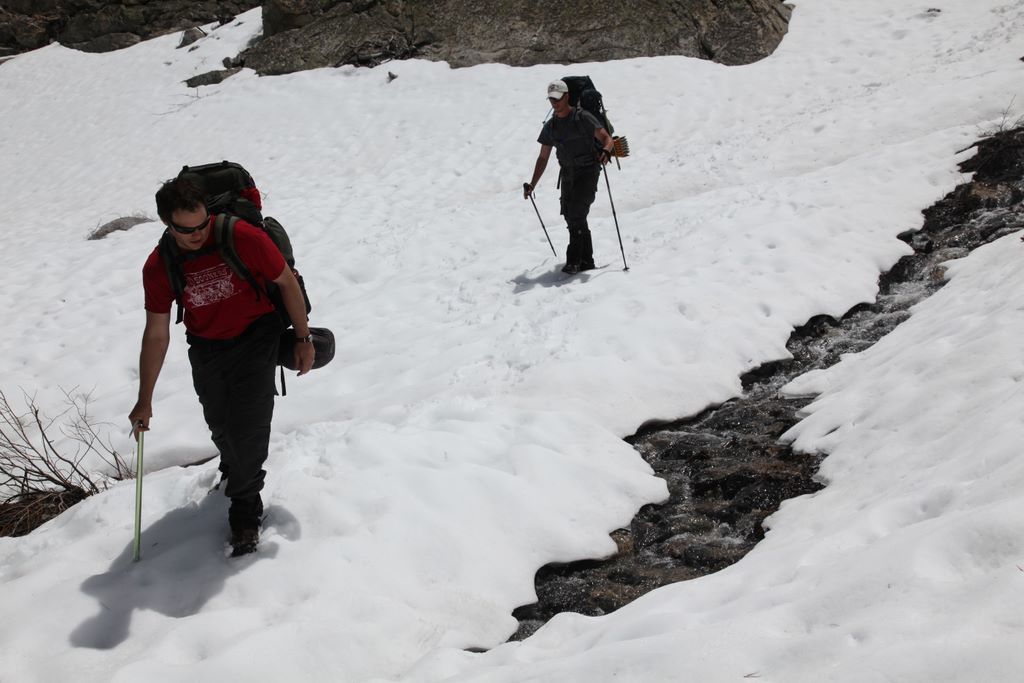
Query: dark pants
xmin=188 ymin=313 xmax=281 ymax=530
xmin=559 ymin=164 xmax=600 ymax=267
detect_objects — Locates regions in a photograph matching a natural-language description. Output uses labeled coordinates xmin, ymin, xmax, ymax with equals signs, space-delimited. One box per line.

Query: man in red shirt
xmin=129 ymin=178 xmax=314 ymax=556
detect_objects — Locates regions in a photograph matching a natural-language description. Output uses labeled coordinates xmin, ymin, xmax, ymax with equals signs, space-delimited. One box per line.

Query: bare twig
xmin=978 ymin=96 xmax=1024 ymax=139
xmin=0 ymin=388 xmax=133 ymax=536
xmin=155 ymin=88 xmax=212 ymax=116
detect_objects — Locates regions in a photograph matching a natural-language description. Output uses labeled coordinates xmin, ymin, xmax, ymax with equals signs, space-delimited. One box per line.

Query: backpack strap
xmin=564 ymin=109 xmax=602 ymax=167
xmin=572 ymin=108 xmax=597 ymax=141
xmin=157 ymin=230 xmax=188 ymax=325
xmin=157 ymin=216 xmax=265 ymax=326
xmin=214 ymin=214 xmax=265 ymax=300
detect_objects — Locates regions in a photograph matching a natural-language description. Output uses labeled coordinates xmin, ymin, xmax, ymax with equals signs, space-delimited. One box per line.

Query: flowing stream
xmin=510 ymin=128 xmax=1024 ymax=641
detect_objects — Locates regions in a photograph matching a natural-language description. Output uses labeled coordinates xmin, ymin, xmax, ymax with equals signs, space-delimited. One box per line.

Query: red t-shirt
xmin=143 ymin=219 xmax=287 ymax=340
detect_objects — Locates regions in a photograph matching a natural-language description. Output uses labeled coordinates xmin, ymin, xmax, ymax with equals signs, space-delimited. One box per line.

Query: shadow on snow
xmin=510 ymin=264 xmax=615 ymax=292
xmin=70 ymin=493 xmax=301 ymax=650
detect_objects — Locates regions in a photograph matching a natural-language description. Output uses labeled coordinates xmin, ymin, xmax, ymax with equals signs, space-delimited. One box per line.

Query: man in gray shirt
xmin=524 ymin=79 xmax=615 ymax=274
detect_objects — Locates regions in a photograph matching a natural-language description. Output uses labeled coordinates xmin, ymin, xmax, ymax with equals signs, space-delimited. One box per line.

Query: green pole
xmin=132 ymin=427 xmax=145 ymax=562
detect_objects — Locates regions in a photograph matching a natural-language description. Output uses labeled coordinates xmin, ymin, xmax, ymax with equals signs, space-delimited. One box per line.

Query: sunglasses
xmin=169 ymin=213 xmax=210 ymax=235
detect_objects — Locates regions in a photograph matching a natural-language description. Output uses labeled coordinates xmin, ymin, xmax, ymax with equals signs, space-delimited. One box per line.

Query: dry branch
xmin=0 ymin=388 xmax=132 ymax=536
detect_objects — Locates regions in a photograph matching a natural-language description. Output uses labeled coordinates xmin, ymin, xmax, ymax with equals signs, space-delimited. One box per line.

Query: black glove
xmin=523 ymin=182 xmax=533 ymax=199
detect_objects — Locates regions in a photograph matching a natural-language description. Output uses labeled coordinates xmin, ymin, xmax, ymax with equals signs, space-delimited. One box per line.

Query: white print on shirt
xmin=185 ymin=263 xmax=239 ymax=308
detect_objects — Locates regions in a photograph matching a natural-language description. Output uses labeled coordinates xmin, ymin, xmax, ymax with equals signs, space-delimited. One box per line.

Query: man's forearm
xmin=529 ymin=156 xmax=548 ymax=188
xmin=137 ymin=335 xmax=169 ymax=404
xmin=279 ymin=274 xmax=311 ymax=336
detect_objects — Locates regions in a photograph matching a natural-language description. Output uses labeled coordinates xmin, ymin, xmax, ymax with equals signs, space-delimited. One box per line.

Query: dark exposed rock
xmin=184 ymin=67 xmax=242 ymax=87
xmin=178 ymin=26 xmax=206 ymax=48
xmin=506 ymin=128 xmax=1024 ymax=643
xmin=0 ymin=7 xmax=58 ymax=54
xmin=242 ymin=0 xmax=792 ymax=75
xmin=75 ymin=31 xmax=140 ymax=52
xmin=88 ymin=215 xmax=151 ymax=240
xmin=242 ymin=1 xmax=418 ymax=74
xmin=0 ymin=1 xmax=259 ymax=55
xmin=263 ymin=0 xmax=337 ymax=34
xmin=2 ymin=1 xmax=790 ymax=74
xmin=959 ymin=130 xmax=1024 ymax=184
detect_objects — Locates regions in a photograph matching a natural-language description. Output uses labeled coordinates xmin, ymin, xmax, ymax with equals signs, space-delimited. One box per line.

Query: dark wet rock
xmin=507 ymin=126 xmax=1024 ymax=644
xmin=241 ymin=0 xmax=792 ymax=75
xmin=508 ymin=410 xmax=822 ymax=642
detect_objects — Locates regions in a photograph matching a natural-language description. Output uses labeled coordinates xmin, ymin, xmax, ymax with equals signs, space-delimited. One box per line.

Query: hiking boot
xmin=228 ymin=495 xmax=262 ymax=557
xmin=230 ymin=528 xmax=259 ymax=557
xmin=561 ymin=262 xmax=581 ymax=274
xmin=578 ymin=260 xmax=596 ymax=272
xmin=229 ymin=494 xmax=263 ymax=531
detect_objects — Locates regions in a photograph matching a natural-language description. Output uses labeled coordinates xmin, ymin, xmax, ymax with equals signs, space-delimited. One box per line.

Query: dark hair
xmin=155 ymin=177 xmax=206 ymax=223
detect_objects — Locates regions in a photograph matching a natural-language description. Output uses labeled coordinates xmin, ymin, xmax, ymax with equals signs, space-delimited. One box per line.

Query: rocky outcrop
xmin=0 ymin=0 xmax=258 ymax=56
xmin=1 ymin=1 xmax=790 ymax=72
xmin=241 ymin=0 xmax=793 ymax=75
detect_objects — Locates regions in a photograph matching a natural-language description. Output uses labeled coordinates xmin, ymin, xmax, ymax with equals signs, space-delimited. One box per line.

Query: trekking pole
xmin=525 ymin=184 xmax=557 ymax=256
xmin=132 ymin=423 xmax=145 ymax=562
xmin=602 ymin=165 xmax=629 ymax=271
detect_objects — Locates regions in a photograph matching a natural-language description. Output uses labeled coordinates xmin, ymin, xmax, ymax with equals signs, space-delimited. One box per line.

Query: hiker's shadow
xmin=69 ymin=493 xmax=300 ymax=650
xmin=512 ymin=265 xmax=596 ymax=293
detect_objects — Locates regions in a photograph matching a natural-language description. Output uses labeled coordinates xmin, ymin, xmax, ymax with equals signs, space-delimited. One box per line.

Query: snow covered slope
xmin=0 ymin=1 xmax=1022 ymax=681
